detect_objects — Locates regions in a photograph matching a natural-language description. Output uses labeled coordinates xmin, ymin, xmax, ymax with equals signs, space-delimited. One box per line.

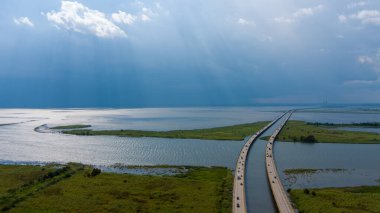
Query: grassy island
xmin=51 ymin=124 xmax=91 ymax=130
xmin=59 ymin=121 xmax=270 ymax=141
xmin=0 ymin=164 xmax=232 ymax=212
xmin=290 ymin=185 xmax=380 ymax=212
xmin=276 ymin=121 xmax=380 ymax=144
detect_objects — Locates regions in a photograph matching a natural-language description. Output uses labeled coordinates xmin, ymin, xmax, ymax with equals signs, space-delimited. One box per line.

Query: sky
xmin=1 ymin=0 xmax=380 ymax=107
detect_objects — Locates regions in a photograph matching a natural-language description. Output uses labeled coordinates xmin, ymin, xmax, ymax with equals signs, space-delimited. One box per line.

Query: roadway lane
xmin=265 ymin=112 xmax=295 ymax=213
xmin=233 ymin=112 xmax=287 ymax=213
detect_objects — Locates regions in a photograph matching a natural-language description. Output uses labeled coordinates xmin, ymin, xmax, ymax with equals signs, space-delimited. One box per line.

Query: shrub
xmin=89 ymin=168 xmax=101 ymax=177
xmin=302 ymin=135 xmax=317 ymax=143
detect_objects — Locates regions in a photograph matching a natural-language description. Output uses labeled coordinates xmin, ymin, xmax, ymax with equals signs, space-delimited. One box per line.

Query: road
xmin=265 ymin=111 xmax=295 ymax=213
xmin=233 ymin=112 xmax=287 ymax=213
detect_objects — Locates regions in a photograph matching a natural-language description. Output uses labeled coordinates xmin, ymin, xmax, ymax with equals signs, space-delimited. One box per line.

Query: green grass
xmin=51 ymin=124 xmax=91 ymax=130
xmin=290 ymin=185 xmax=380 ymax=213
xmin=0 ymin=164 xmax=76 ymax=211
xmin=61 ymin=121 xmax=270 ymax=141
xmin=0 ymin=165 xmax=56 ymax=195
xmin=277 ymin=120 xmax=380 ymax=144
xmin=0 ymin=164 xmax=232 ymax=213
xmin=308 ymin=122 xmax=380 ymax=127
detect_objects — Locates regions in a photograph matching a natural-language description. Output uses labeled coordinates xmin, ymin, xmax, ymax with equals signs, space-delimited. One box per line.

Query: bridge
xmin=232 ymin=112 xmax=287 ymax=213
xmin=265 ymin=111 xmax=295 ymax=213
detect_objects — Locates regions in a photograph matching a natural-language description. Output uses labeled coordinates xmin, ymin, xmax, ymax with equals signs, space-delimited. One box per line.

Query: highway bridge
xmin=232 ymin=112 xmax=288 ymax=213
xmin=265 ymin=111 xmax=295 ymax=213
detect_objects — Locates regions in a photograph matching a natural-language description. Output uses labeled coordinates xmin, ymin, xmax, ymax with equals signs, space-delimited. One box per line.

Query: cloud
xmin=340 ymin=10 xmax=380 ymax=25
xmin=347 ymin=1 xmax=367 ymax=9
xmin=237 ymin=18 xmax=248 ymax=25
xmin=338 ymin=15 xmax=348 ymax=23
xmin=358 ymin=49 xmax=380 ymax=69
xmin=13 ymin=17 xmax=34 ymax=27
xmin=132 ymin=2 xmax=167 ymax=22
xmin=46 ymin=1 xmax=127 ymax=38
xmin=293 ymin=5 xmax=323 ymax=18
xmin=274 ymin=16 xmax=294 ymax=23
xmin=358 ymin=55 xmax=373 ymax=64
xmin=351 ymin=10 xmax=380 ymax=25
xmin=344 ymin=78 xmax=380 ymax=85
xmin=348 ymin=49 xmax=380 ymax=85
xmin=111 ymin=11 xmax=137 ymax=25
xmin=141 ymin=14 xmax=151 ymax=22
xmin=237 ymin=18 xmax=255 ymax=26
xmin=275 ymin=5 xmax=324 ymax=23
xmin=140 ymin=7 xmax=158 ymax=22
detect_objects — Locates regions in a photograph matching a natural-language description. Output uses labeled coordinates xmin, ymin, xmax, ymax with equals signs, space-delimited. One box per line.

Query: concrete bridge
xmin=265 ymin=111 xmax=295 ymax=213
xmin=232 ymin=112 xmax=288 ymax=213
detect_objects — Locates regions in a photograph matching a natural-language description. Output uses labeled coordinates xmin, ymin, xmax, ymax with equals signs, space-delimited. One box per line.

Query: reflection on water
xmin=275 ymin=142 xmax=380 ymax=188
xmin=1 ymin=107 xmax=380 ymax=213
xmin=0 ymin=107 xmax=284 ymax=168
xmin=292 ymin=112 xmax=380 ymax=123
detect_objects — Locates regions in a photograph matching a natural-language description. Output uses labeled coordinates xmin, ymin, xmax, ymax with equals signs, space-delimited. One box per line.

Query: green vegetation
xmin=0 ymin=164 xmax=57 ymax=195
xmin=308 ymin=122 xmax=380 ymax=127
xmin=283 ymin=168 xmax=346 ymax=175
xmin=277 ymin=120 xmax=380 ymax=144
xmin=51 ymin=124 xmax=91 ymax=130
xmin=0 ymin=164 xmax=232 ymax=212
xmin=61 ymin=121 xmax=270 ymax=141
xmin=290 ymin=185 xmax=380 ymax=213
xmin=0 ymin=164 xmax=75 ymax=212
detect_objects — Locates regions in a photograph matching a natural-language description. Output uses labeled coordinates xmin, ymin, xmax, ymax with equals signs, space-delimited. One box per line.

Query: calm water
xmin=1 ymin=107 xmax=380 ymax=213
xmin=245 ymin=111 xmax=380 ymax=213
xmin=245 ymin=116 xmax=291 ymax=213
xmin=0 ymin=107 xmax=284 ymax=167
xmin=276 ymin=142 xmax=380 ymax=189
xmin=292 ymin=111 xmax=380 ymax=123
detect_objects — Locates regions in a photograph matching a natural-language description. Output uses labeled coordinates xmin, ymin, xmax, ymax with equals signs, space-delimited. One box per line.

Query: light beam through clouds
xmin=0 ymin=0 xmax=380 ymax=106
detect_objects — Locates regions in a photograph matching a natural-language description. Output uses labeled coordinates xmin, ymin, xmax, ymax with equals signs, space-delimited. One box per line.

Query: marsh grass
xmin=51 ymin=124 xmax=91 ymax=130
xmin=0 ymin=164 xmax=232 ymax=212
xmin=61 ymin=121 xmax=270 ymax=141
xmin=291 ymin=185 xmax=380 ymax=213
xmin=276 ymin=121 xmax=380 ymax=144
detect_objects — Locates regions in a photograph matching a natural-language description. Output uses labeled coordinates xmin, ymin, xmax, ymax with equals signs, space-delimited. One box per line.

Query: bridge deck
xmin=232 ymin=112 xmax=287 ymax=213
xmin=265 ymin=112 xmax=295 ymax=213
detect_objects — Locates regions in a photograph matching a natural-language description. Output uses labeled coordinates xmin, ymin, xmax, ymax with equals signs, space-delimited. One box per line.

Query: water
xmin=0 ymin=107 xmax=283 ymax=168
xmin=292 ymin=111 xmax=380 ymax=123
xmin=245 ymin=111 xmax=380 ymax=213
xmin=1 ymin=107 xmax=380 ymax=213
xmin=273 ymin=111 xmax=380 ymax=189
xmin=245 ymin=116 xmax=291 ymax=213
xmin=275 ymin=142 xmax=380 ymax=189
